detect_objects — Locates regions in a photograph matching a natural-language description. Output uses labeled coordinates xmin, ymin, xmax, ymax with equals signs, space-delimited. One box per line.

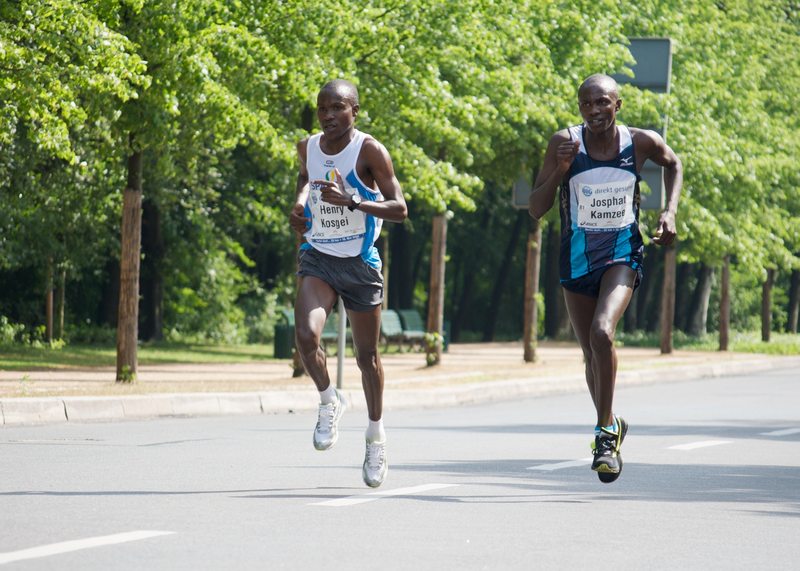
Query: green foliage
xmin=165 ymin=250 xmax=249 ymax=344
xmin=618 ymin=330 xmax=800 ymax=355
xmin=0 ymin=0 xmax=798 ymax=347
xmin=0 ymin=316 xmax=26 ymax=344
xmin=424 ymin=331 xmax=444 ymax=367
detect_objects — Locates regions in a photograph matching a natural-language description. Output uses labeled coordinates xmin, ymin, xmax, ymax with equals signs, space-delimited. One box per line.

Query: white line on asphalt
xmin=527 ymin=458 xmax=593 ymax=471
xmin=310 ymin=483 xmax=458 ymax=507
xmin=0 ymin=531 xmax=175 ymax=565
xmin=668 ymin=440 xmax=732 ymax=451
xmin=761 ymin=427 xmax=800 ymax=437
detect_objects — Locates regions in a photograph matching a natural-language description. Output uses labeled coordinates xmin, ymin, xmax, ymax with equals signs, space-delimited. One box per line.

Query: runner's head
xmin=317 ymin=80 xmax=359 ymax=139
xmin=578 ymin=74 xmax=622 ymax=135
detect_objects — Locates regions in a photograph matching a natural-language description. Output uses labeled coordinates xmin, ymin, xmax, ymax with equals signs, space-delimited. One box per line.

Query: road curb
xmin=2 ymin=356 xmax=798 ymax=426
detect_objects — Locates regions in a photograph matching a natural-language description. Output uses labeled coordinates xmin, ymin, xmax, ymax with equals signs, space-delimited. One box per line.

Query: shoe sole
xmin=313 ymin=391 xmax=347 ymax=451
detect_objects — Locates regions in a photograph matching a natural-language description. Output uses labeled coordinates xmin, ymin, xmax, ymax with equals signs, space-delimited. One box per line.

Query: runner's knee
xmin=295 ymin=323 xmax=320 ymax=353
xmin=355 ymin=348 xmax=380 ymax=373
xmin=589 ymin=323 xmax=614 ymax=352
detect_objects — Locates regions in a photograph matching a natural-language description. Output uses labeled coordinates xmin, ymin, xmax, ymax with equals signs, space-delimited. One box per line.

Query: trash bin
xmin=274 ymin=323 xmax=295 ymax=359
xmin=443 ymin=319 xmax=451 ymax=353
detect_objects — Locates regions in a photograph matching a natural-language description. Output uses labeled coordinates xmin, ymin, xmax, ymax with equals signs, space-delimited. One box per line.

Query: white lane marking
xmin=668 ymin=440 xmax=732 ymax=451
xmin=527 ymin=458 xmax=593 ymax=471
xmin=761 ymin=427 xmax=800 ymax=437
xmin=311 ymin=483 xmax=458 ymax=507
xmin=0 ymin=531 xmax=174 ymax=565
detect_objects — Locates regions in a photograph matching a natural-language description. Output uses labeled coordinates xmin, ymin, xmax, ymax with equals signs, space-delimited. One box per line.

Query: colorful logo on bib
xmin=582 ymin=185 xmax=593 ymax=197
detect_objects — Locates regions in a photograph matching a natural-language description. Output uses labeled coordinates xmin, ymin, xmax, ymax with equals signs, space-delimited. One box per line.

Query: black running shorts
xmin=297 ymin=247 xmax=384 ymax=312
xmin=561 ymin=262 xmax=642 ymax=298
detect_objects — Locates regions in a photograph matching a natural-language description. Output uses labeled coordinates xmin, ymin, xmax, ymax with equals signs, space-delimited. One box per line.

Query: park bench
xmin=380 ymin=309 xmax=406 ymax=351
xmin=397 ymin=308 xmax=426 ymax=350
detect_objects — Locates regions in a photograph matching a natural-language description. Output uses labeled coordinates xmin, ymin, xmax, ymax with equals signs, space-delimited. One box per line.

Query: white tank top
xmin=303 ymin=129 xmax=384 ymax=266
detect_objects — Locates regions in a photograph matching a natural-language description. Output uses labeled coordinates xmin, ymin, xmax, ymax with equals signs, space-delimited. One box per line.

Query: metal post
xmin=336 ymin=297 xmax=346 ymax=389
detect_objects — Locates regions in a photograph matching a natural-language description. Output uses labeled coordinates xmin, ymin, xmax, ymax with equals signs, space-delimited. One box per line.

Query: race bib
xmin=308 ymin=181 xmax=366 ymax=243
xmin=576 ymin=181 xmax=635 ymax=230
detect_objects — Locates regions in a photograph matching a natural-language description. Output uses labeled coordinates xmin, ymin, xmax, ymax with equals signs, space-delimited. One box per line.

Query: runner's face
xmin=578 ymin=84 xmax=621 ymax=134
xmin=317 ymin=89 xmax=358 ymax=140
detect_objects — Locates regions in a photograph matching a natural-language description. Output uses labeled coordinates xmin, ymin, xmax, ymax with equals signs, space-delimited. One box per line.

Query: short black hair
xmin=320 ymin=79 xmax=359 ymax=106
xmin=578 ymin=74 xmax=619 ymax=99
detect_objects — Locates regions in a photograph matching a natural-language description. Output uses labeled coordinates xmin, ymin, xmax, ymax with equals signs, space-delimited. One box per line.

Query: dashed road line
xmin=528 ymin=458 xmax=593 ymax=471
xmin=310 ymin=483 xmax=458 ymax=507
xmin=0 ymin=531 xmax=175 ymax=565
xmin=668 ymin=440 xmax=732 ymax=451
xmin=761 ymin=427 xmax=800 ymax=437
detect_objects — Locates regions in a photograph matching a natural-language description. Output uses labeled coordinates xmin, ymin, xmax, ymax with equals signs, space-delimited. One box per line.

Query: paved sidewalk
xmin=1 ymin=341 xmax=798 ymax=426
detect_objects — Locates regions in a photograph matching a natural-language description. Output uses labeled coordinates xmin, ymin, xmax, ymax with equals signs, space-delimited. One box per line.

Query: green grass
xmin=1 ymin=330 xmax=797 ymax=371
xmin=617 ymin=330 xmax=800 ymax=355
xmin=0 ymin=342 xmax=275 ymax=370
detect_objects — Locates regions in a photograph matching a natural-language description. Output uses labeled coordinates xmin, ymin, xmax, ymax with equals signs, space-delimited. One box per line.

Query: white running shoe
xmin=313 ymin=389 xmax=346 ymax=451
xmin=362 ymin=439 xmax=388 ymax=488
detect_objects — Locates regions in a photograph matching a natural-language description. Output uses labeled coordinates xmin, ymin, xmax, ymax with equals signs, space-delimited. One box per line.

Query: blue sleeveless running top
xmin=559 ymin=124 xmax=644 ymax=281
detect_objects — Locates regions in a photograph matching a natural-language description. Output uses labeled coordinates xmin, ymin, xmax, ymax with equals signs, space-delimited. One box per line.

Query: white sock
xmin=319 ymin=385 xmax=338 ymax=405
xmin=366 ymin=419 xmax=385 ymax=442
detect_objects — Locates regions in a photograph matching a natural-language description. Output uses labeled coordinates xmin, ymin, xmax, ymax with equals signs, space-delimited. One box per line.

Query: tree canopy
xmin=1 ymin=0 xmax=797 ymax=343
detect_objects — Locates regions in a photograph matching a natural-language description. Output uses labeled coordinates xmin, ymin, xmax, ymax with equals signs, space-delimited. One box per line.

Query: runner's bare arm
xmin=633 ymin=128 xmax=683 ymax=245
xmin=290 ymin=139 xmax=311 ymax=236
xmin=530 ymin=130 xmax=579 ymax=220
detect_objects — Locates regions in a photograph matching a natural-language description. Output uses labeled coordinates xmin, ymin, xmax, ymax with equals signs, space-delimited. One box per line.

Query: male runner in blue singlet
xmin=529 ymin=74 xmax=682 ymax=482
xmin=289 ymin=80 xmax=407 ymax=488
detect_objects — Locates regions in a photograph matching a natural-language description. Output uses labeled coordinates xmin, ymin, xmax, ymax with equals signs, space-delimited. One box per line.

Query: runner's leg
xmin=589 ymin=265 xmax=636 ymax=427
xmin=347 ymin=305 xmax=384 ymax=421
xmin=294 ymin=275 xmax=338 ymax=391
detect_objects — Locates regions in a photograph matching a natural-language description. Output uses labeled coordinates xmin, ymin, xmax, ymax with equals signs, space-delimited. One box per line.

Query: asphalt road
xmin=1 ymin=369 xmax=799 ymax=570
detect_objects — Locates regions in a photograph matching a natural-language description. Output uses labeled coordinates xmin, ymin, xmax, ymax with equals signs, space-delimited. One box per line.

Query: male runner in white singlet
xmin=529 ymin=74 xmax=682 ymax=483
xmin=289 ymin=80 xmax=407 ymax=488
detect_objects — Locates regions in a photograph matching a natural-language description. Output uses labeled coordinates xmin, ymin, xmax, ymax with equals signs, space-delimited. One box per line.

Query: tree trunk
xmin=761 ymin=268 xmax=776 ymax=342
xmin=56 ymin=267 xmax=66 ymax=340
xmin=687 ymin=264 xmax=714 ymax=336
xmin=451 ymin=261 xmax=475 ymax=342
xmin=141 ymin=199 xmax=165 ymax=341
xmin=388 ymin=222 xmax=415 ymax=310
xmin=101 ymin=259 xmax=120 ymax=327
xmin=116 ymin=148 xmax=143 ymax=382
xmin=638 ymin=245 xmax=663 ymax=332
xmin=292 ymin=234 xmax=305 ymax=377
xmin=426 ymin=213 xmax=447 ymax=366
xmin=787 ymin=269 xmax=799 ymax=334
xmin=674 ymin=262 xmax=692 ymax=331
xmin=44 ymin=259 xmax=54 ymax=343
xmin=719 ymin=255 xmax=730 ymax=351
xmin=523 ymin=220 xmax=542 ymax=363
xmin=543 ymin=224 xmax=562 ymax=338
xmin=482 ymin=210 xmax=525 ymax=341
xmin=660 ymin=244 xmax=676 ymax=354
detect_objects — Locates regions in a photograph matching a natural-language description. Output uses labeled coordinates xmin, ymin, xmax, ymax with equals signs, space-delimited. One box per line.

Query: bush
xmin=0 ymin=315 xmax=26 ymax=344
xmin=64 ymin=323 xmax=117 ymax=345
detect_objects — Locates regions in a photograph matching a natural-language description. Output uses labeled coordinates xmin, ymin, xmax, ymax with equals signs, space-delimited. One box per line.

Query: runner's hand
xmin=556 ymin=140 xmax=580 ymax=172
xmin=316 ymin=169 xmax=350 ymax=206
xmin=289 ymin=202 xmax=309 ymax=235
xmin=652 ymin=210 xmax=676 ymax=246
